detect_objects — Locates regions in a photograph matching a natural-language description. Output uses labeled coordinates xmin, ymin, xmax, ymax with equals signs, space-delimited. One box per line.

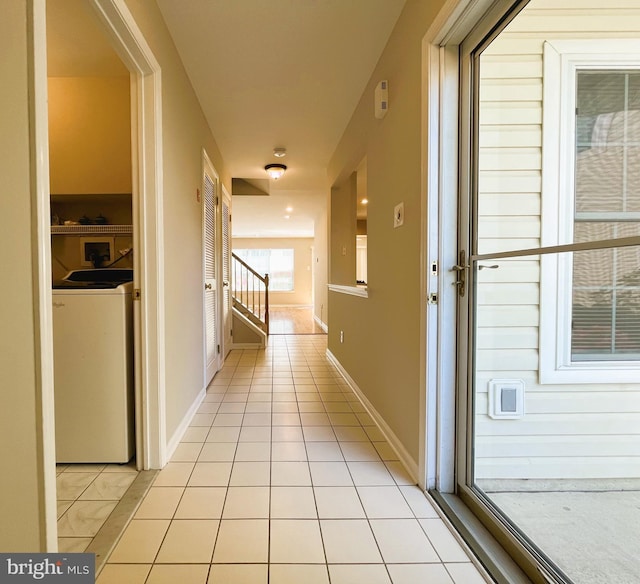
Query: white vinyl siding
xmin=475 ymin=0 xmax=640 ymax=480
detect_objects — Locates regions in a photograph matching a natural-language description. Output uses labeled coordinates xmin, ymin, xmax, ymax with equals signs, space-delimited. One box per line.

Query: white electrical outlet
xmin=393 ymin=202 xmax=404 ymax=228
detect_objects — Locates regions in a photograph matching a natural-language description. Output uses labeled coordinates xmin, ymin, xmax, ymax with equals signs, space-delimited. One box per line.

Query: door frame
xmin=423 ymin=0 xmax=596 ymax=584
xmin=33 ymin=0 xmax=166 ymax=547
xmin=425 ymin=0 xmax=530 ymax=490
xmin=424 ymin=0 xmax=579 ymax=582
xmin=423 ymin=0 xmax=514 ymax=498
xmin=88 ymin=0 xmax=166 ymax=469
xmin=31 ymin=0 xmax=58 ymax=549
xmin=221 ymin=184 xmax=233 ymax=359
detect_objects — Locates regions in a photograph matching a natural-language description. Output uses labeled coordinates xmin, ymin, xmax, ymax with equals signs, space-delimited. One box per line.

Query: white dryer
xmin=52 ymin=273 xmax=134 ymax=463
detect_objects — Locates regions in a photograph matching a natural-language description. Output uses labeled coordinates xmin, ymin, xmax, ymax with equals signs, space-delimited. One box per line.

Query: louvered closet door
xmin=204 ymin=170 xmax=218 ymax=384
xmin=222 ymin=190 xmax=232 ymax=356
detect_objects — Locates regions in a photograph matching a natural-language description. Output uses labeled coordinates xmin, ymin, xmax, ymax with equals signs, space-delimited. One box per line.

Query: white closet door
xmin=203 ymin=168 xmax=218 ymax=384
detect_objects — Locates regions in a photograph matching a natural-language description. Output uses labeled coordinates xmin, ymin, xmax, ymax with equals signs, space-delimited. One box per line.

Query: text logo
xmin=0 ymin=554 xmax=94 ymax=583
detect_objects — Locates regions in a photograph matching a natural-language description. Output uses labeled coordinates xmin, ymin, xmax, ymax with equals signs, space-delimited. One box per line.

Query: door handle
xmin=205 ymin=283 xmax=212 ymax=290
xmin=451 ymin=250 xmax=468 ymax=297
xmin=223 ymin=281 xmax=229 ymax=287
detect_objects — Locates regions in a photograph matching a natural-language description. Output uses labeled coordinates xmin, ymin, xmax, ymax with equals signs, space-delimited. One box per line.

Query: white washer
xmin=52 ymin=281 xmax=134 ymax=463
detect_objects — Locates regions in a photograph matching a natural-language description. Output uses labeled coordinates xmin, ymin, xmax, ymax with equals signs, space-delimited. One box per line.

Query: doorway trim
xmin=90 ymin=0 xmax=166 ymax=469
xmin=422 ymin=0 xmax=505 ymax=497
xmin=30 ymin=0 xmax=58 ymax=550
xmin=424 ymin=1 xmax=570 ymax=582
xmin=221 ymin=184 xmax=233 ymax=360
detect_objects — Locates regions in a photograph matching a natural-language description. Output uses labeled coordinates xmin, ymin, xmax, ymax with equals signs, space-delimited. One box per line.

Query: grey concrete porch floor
xmin=479 ymin=480 xmax=640 ymax=584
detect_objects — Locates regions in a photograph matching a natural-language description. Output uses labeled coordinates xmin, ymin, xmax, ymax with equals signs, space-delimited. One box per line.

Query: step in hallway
xmin=97 ymin=335 xmax=488 ymax=584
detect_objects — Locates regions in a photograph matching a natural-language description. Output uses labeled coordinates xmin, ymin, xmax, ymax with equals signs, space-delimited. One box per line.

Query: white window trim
xmin=540 ymin=39 xmax=640 ymax=384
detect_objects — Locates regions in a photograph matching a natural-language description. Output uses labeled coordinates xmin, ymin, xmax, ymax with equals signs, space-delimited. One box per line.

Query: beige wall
xmin=233 ymin=238 xmax=314 ymax=306
xmin=330 ymin=174 xmax=357 ymax=285
xmin=313 ymin=204 xmax=329 ymax=328
xmin=124 ymin=0 xmax=229 ymax=445
xmin=48 ymin=77 xmax=132 ymax=194
xmin=327 ymin=0 xmax=447 ymax=465
xmin=0 ymin=0 xmax=50 ymax=551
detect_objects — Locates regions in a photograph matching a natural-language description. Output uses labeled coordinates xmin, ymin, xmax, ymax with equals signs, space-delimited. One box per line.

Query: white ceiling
xmin=47 ymin=0 xmax=406 ymax=238
xmin=156 ymin=0 xmax=405 ymax=238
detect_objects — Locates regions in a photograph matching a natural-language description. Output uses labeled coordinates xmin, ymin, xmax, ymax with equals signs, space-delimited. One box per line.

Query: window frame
xmin=540 ymin=38 xmax=640 ymax=384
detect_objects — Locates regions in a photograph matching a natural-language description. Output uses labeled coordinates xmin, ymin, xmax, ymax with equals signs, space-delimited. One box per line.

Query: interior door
xmin=221 ymin=186 xmax=232 ymax=357
xmin=203 ymin=157 xmax=219 ymax=385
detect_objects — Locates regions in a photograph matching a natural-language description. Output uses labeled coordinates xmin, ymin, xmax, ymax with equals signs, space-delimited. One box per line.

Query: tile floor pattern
xmin=56 ymin=462 xmax=138 ymax=553
xmin=98 ymin=335 xmax=488 ymax=584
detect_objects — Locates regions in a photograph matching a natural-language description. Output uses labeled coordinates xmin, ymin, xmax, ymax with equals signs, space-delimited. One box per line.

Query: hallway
xmin=96 ymin=335 xmax=487 ymax=584
xmin=268 ymin=306 xmax=326 ymax=335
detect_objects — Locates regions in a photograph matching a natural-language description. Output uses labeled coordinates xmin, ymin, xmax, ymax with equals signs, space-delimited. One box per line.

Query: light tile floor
xmin=56 ymin=462 xmax=138 ymax=553
xmin=98 ymin=335 xmax=489 ymax=584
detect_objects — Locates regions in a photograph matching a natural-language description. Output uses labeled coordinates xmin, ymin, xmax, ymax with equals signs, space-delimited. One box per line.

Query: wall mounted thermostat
xmin=488 ymin=379 xmax=525 ymax=419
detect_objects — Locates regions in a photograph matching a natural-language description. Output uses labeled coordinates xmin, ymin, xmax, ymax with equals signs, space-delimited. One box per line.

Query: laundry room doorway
xmin=45 ymin=0 xmax=166 ymax=473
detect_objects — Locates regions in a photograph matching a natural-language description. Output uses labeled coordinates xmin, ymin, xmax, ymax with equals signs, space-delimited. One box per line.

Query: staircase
xmin=232 ymin=253 xmax=270 ymax=335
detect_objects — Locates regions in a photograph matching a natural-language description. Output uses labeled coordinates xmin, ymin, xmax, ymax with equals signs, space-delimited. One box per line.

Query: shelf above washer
xmin=51 ymin=225 xmax=133 ymax=235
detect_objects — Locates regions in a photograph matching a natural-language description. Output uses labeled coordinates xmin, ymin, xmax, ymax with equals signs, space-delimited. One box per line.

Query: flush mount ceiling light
xmin=273 ymin=147 xmax=287 ymax=158
xmin=265 ymin=163 xmax=287 ymax=180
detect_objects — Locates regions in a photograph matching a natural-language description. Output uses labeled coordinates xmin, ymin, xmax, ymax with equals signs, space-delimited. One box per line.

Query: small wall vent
xmin=488 ymin=379 xmax=525 ymax=420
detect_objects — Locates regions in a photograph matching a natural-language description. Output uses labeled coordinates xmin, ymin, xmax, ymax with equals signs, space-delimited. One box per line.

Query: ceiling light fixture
xmin=265 ymin=163 xmax=287 ymax=180
xmin=285 ymin=206 xmax=293 ymax=212
xmin=273 ymin=147 xmax=287 ymax=158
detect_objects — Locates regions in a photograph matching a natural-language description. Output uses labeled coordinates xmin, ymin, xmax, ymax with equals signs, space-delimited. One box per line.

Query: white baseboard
xmin=326 ymin=349 xmax=419 ymax=483
xmin=314 ymin=315 xmax=328 ymax=333
xmin=164 ymin=386 xmax=206 ymax=463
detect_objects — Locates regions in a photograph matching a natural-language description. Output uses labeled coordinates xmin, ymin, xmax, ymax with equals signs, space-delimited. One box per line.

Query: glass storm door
xmin=455 ymin=2 xmax=640 ymax=582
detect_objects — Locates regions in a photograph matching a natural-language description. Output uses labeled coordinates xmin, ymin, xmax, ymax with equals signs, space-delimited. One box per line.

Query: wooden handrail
xmin=231 ymin=253 xmax=270 ymax=334
xmin=232 ymin=253 xmax=268 ymax=284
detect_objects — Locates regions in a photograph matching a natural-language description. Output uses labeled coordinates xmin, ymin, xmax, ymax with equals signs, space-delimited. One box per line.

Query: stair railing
xmin=231 ymin=253 xmax=269 ymax=334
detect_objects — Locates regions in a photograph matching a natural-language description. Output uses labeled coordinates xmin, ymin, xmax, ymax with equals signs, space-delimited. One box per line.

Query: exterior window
xmin=234 ymin=248 xmax=294 ymax=291
xmin=572 ymin=71 xmax=640 ymax=361
xmin=540 ymin=40 xmax=640 ymax=383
